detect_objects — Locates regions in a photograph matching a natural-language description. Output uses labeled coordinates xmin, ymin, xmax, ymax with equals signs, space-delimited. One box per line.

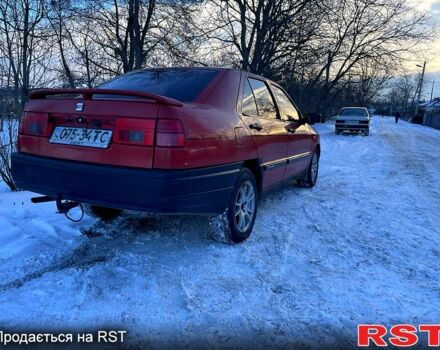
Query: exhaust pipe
xmin=31 ymin=195 xmax=55 ymax=204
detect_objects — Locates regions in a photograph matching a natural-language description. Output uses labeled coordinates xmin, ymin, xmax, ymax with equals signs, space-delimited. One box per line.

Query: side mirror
xmin=285 ymin=120 xmax=302 ymax=133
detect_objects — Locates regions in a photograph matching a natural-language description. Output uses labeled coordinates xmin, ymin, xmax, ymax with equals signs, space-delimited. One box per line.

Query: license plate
xmin=49 ymin=126 xmax=112 ymax=148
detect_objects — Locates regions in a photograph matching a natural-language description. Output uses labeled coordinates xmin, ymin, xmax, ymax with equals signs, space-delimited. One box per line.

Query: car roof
xmin=340 ymin=107 xmax=368 ymax=110
xmin=137 ymin=66 xmax=239 ymax=73
xmin=137 ymin=66 xmax=272 ymax=80
xmin=134 ymin=66 xmax=283 ymax=85
xmin=133 ymin=67 xmax=283 ymax=91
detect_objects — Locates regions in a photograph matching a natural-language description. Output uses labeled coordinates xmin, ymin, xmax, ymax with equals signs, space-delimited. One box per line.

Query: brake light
xmin=114 ymin=118 xmax=155 ymax=146
xmin=20 ymin=112 xmax=52 ymax=136
xmin=156 ymin=119 xmax=185 ymax=147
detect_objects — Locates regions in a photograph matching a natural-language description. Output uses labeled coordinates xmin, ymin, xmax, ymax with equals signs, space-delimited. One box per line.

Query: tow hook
xmin=56 ymin=196 xmax=84 ymax=222
xmin=31 ymin=195 xmax=85 ymax=222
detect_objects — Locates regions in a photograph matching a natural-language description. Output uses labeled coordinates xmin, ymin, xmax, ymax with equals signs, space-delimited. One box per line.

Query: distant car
xmin=12 ymin=67 xmax=320 ymax=243
xmin=335 ymin=107 xmax=370 ymax=136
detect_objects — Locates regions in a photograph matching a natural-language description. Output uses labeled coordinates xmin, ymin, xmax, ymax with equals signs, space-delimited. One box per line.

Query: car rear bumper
xmin=336 ymin=124 xmax=369 ymax=131
xmin=11 ymin=153 xmax=241 ymax=215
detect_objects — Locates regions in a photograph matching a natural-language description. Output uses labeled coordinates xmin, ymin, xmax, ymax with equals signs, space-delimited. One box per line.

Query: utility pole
xmin=430 ymin=80 xmax=435 ymax=102
xmin=414 ymin=61 xmax=426 ymax=116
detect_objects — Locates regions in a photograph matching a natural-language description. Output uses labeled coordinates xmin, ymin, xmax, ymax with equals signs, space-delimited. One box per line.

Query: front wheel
xmin=297 ymin=150 xmax=319 ymax=187
xmin=209 ymin=168 xmax=258 ymax=243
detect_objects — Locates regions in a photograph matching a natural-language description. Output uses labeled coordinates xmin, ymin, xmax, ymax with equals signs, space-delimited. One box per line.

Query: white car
xmin=335 ymin=107 xmax=370 ymax=136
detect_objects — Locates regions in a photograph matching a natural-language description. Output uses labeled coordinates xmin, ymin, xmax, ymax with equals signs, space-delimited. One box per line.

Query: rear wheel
xmin=364 ymin=128 xmax=370 ymax=136
xmin=86 ymin=205 xmax=122 ymax=221
xmin=209 ymin=168 xmax=257 ymax=243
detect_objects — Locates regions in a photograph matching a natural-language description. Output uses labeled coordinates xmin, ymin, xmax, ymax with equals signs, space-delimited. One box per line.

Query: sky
xmin=408 ymin=0 xmax=440 ymax=99
xmin=415 ymin=0 xmax=440 ymax=72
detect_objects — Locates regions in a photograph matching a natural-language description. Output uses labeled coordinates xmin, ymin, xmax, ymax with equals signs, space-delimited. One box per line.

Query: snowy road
xmin=0 ymin=117 xmax=439 ymax=348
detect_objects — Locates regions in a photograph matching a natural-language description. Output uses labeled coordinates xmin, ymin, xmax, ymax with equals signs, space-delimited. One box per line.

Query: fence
xmin=423 ymin=113 xmax=440 ymax=130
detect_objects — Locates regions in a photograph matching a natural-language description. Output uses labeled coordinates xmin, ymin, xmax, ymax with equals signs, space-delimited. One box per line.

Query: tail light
xmin=19 ymin=112 xmax=52 ymax=136
xmin=114 ymin=118 xmax=155 ymax=146
xmin=156 ymin=119 xmax=185 ymax=147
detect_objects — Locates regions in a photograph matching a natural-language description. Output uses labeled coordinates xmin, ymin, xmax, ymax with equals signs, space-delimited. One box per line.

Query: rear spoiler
xmin=29 ymin=88 xmax=183 ymax=106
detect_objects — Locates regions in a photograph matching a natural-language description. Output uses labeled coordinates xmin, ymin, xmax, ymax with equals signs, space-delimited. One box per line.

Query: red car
xmin=12 ymin=67 xmax=320 ymax=243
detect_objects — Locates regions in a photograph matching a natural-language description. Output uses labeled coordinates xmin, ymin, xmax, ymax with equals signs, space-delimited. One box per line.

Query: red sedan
xmin=12 ymin=67 xmax=320 ymax=243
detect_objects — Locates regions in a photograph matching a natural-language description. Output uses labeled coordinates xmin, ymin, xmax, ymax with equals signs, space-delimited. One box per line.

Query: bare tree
xmin=47 ymin=0 xmax=76 ymax=87
xmin=201 ymin=0 xmax=319 ymax=75
xmin=198 ymin=0 xmax=432 ymax=115
xmin=0 ymin=0 xmax=48 ymax=109
xmin=303 ymin=0 xmax=432 ymax=114
xmin=0 ymin=117 xmax=18 ymax=191
xmin=0 ymin=0 xmax=55 ymax=190
xmin=387 ymin=73 xmax=418 ymax=116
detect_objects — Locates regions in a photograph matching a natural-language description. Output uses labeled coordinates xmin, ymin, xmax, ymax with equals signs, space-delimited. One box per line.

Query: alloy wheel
xmin=234 ymin=180 xmax=256 ymax=233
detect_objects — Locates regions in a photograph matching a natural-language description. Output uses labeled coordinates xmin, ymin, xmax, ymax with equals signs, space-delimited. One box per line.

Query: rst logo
xmin=358 ymin=324 xmax=440 ymax=347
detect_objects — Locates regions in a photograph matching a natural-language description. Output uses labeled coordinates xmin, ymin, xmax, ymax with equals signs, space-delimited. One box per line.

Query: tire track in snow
xmin=380 ymin=119 xmax=440 ymax=233
xmin=0 ymin=241 xmax=112 ymax=291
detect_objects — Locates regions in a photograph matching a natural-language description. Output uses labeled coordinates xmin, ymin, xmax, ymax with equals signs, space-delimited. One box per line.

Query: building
xmin=420 ymin=98 xmax=440 ymax=130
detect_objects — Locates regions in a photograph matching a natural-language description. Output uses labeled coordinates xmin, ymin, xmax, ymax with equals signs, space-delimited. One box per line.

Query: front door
xmin=270 ymin=84 xmax=313 ymax=180
xmin=240 ymin=77 xmax=289 ymax=189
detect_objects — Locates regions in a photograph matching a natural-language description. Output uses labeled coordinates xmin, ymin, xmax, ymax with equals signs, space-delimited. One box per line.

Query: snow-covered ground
xmin=0 ymin=117 xmax=439 ymax=348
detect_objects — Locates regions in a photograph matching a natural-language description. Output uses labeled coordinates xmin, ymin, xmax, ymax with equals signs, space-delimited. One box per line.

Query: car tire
xmin=86 ymin=205 xmax=123 ymax=221
xmin=364 ymin=129 xmax=369 ymax=136
xmin=209 ymin=168 xmax=258 ymax=243
xmin=335 ymin=129 xmax=339 ymax=135
xmin=297 ymin=150 xmax=319 ymax=187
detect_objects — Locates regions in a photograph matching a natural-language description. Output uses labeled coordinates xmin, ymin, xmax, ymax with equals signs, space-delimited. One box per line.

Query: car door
xmin=270 ymin=84 xmax=313 ymax=180
xmin=240 ymin=77 xmax=289 ymax=189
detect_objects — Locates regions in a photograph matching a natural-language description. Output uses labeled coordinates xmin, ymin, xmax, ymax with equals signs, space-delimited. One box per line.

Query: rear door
xmin=270 ymin=84 xmax=313 ymax=179
xmin=240 ymin=77 xmax=289 ymax=189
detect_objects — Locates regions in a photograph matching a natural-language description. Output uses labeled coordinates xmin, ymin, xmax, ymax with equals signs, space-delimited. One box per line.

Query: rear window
xmin=339 ymin=108 xmax=368 ymax=116
xmin=97 ymin=69 xmax=220 ymax=102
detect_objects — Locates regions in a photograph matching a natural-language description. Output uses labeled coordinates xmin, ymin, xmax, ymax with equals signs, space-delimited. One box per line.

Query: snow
xmin=0 ymin=117 xmax=439 ymax=348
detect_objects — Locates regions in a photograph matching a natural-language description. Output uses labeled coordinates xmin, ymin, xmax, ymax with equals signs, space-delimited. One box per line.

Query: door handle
xmin=249 ymin=122 xmax=263 ymax=131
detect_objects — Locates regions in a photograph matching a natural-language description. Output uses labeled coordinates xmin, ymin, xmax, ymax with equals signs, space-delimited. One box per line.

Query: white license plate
xmin=49 ymin=126 xmax=112 ymax=148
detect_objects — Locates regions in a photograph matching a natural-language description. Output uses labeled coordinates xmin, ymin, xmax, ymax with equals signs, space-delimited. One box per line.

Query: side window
xmin=241 ymin=79 xmax=258 ymax=116
xmin=248 ymin=78 xmax=277 ymax=119
xmin=272 ymin=85 xmax=300 ymax=121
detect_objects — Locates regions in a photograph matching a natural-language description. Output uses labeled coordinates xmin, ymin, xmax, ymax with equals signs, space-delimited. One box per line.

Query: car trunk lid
xmin=336 ymin=115 xmax=369 ymax=124
xmin=18 ymin=89 xmax=182 ymax=169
